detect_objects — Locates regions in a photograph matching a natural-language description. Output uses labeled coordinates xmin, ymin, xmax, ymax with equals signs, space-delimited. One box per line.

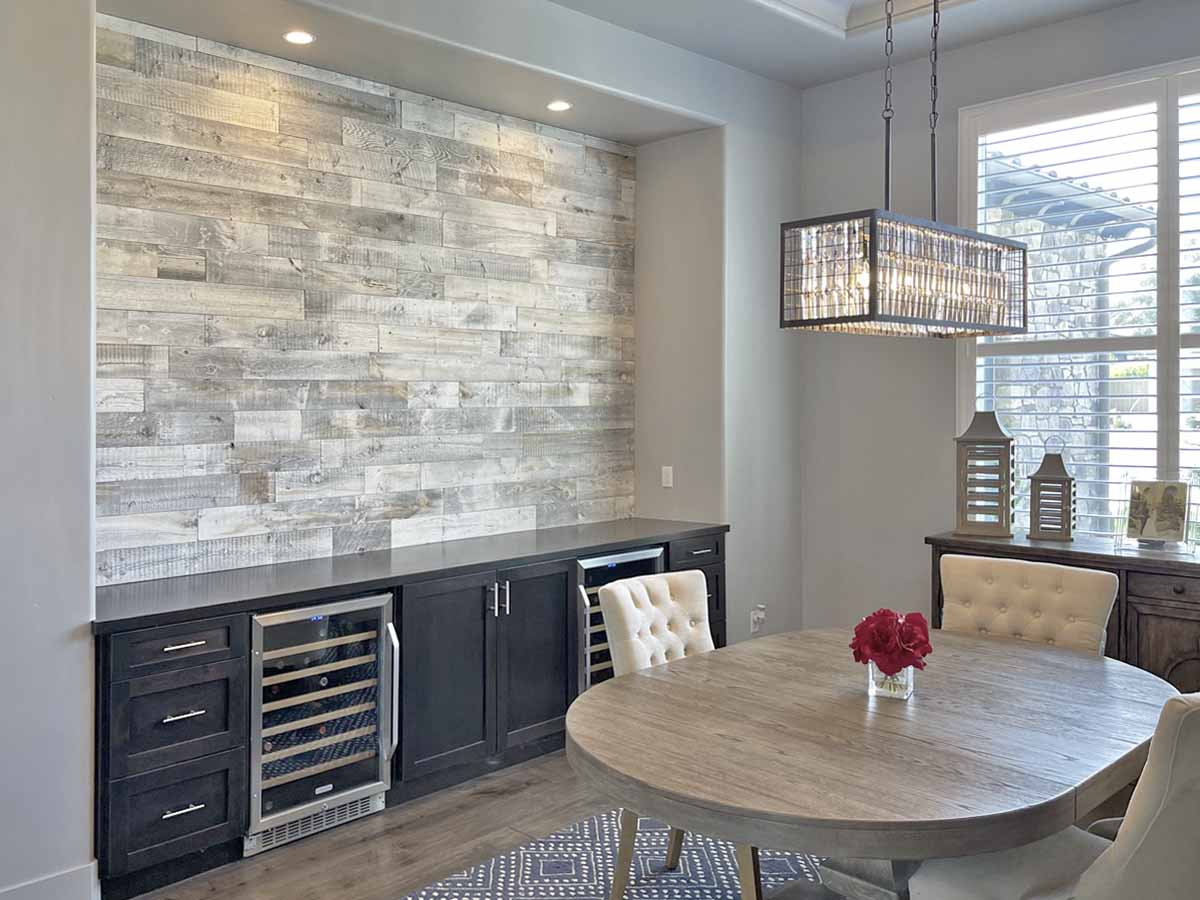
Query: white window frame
xmin=957 ymin=56 xmax=1200 ymax=486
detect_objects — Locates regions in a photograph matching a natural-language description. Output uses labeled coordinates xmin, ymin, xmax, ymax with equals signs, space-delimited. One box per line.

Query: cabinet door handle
xmin=386 ymin=621 xmax=400 ymax=760
xmin=690 ymin=548 xmax=714 ymax=557
xmin=161 ymin=803 xmax=205 ymax=820
xmin=162 ymin=640 xmax=207 ymax=653
xmin=162 ymin=709 xmax=207 ymax=724
xmin=491 ymin=583 xmax=500 ymax=617
xmin=503 ymin=580 xmax=511 ymax=615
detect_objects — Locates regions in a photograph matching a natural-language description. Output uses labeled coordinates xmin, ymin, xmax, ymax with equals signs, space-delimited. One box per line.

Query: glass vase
xmin=867 ymin=661 xmax=914 ymax=700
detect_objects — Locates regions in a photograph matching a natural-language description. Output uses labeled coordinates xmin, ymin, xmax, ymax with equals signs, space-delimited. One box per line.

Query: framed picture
xmin=1126 ymin=481 xmax=1190 ymax=543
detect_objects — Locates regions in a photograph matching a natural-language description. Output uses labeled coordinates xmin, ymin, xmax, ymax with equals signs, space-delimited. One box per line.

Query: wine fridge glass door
xmin=250 ymin=593 xmax=396 ymax=833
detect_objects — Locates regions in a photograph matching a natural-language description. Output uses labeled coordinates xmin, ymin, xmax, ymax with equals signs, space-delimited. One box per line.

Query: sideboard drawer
xmin=669 ymin=533 xmax=724 ymax=569
xmin=1127 ymin=572 xmax=1200 ymax=603
xmin=109 ymin=659 xmax=247 ymax=778
xmin=104 ymin=748 xmax=246 ymax=877
xmin=111 ymin=615 xmax=247 ymax=681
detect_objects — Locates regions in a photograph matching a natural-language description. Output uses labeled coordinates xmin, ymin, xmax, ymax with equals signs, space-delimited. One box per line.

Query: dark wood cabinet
xmin=927 ymin=531 xmax=1200 ymax=687
xmin=399 ymin=571 xmax=497 ymax=780
xmin=497 ymin=560 xmax=574 ymax=752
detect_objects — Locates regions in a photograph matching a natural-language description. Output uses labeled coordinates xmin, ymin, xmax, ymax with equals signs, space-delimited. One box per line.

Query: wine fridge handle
xmin=386 ymin=621 xmax=400 ymax=760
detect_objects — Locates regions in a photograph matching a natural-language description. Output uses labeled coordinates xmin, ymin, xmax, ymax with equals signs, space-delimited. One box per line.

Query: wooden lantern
xmin=955 ymin=411 xmax=1014 ymax=537
xmin=1029 ymin=453 xmax=1076 ymax=541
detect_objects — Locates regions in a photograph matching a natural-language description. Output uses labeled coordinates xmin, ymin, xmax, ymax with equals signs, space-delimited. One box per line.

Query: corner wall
xmin=794 ymin=0 xmax=1200 ymax=628
xmin=0 ymin=1 xmax=98 ymax=898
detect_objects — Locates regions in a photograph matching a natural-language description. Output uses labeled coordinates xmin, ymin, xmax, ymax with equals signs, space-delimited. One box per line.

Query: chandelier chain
xmin=929 ymin=0 xmax=940 ymax=133
xmin=882 ymin=0 xmax=895 ymax=121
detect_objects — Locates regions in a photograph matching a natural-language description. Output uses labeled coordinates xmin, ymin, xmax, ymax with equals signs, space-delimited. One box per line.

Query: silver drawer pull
xmin=161 ymin=802 xmax=206 ymax=820
xmin=162 ymin=709 xmax=207 ymax=724
xmin=690 ymin=548 xmax=714 ymax=556
xmin=162 ymin=640 xmax=207 ymax=653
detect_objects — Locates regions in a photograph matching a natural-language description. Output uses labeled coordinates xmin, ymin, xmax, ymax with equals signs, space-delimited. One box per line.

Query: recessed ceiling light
xmin=547 ymin=100 xmax=573 ymax=112
xmin=284 ymin=30 xmax=315 ymax=45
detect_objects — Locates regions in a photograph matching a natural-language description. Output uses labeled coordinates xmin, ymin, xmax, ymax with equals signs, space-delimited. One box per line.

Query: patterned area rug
xmin=402 ymin=810 xmax=822 ymax=900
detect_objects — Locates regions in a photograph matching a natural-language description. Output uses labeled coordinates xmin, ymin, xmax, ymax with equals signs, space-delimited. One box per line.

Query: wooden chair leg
xmin=610 ymin=808 xmax=639 ymax=900
xmin=665 ymin=828 xmax=685 ymax=870
xmin=735 ymin=845 xmax=762 ymax=900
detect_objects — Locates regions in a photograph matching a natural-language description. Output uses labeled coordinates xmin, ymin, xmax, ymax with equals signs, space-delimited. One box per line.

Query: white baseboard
xmin=0 ymin=861 xmax=99 ymax=900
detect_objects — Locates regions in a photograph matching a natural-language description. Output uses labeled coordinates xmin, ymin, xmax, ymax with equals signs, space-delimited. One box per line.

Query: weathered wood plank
xmin=169 ymin=347 xmax=373 ymax=381
xmin=99 ymin=99 xmax=310 ymax=168
xmin=96 ymin=378 xmax=145 ymax=412
xmin=196 ymin=38 xmax=393 ymax=98
xmin=97 ymin=28 xmax=136 ymax=70
xmin=301 ymin=410 xmax=458 ymax=440
xmin=144 ymin=379 xmax=412 ymax=412
xmin=158 ymin=248 xmax=207 ymax=280
xmin=99 ymin=135 xmax=352 ymax=204
xmin=437 ymin=168 xmax=533 ymax=207
xmin=586 ymin=145 xmax=636 ymax=179
xmin=96 ymin=15 xmax=196 ymax=50
xmin=96 ymin=510 xmax=198 ymax=552
xmin=454 ymin=113 xmax=501 ymax=151
xmin=266 ymin=222 xmax=443 ymax=268
xmin=97 ymin=530 xmax=331 ymax=587
xmin=207 ymin=252 xmax=399 ymax=295
xmin=343 ymin=118 xmax=502 ymax=176
xmin=97 ymin=344 xmax=169 ymax=378
xmin=134 ymin=40 xmax=396 ymax=124
xmin=96 ymin=440 xmax=323 ymax=481
xmin=522 ymin=429 xmax=634 ymax=456
xmin=278 ymin=103 xmax=344 ymax=144
xmin=443 ymin=479 xmax=575 ymax=515
xmin=308 ymin=141 xmax=436 ymax=191
xmin=444 ymin=219 xmax=577 ymax=262
xmin=96 ymin=473 xmax=262 ymax=516
xmin=104 ymin=312 xmax=208 ymax=351
xmin=97 ymin=203 xmax=268 ymax=252
xmin=379 ymin=325 xmax=500 ymax=356
xmin=305 ymin=293 xmax=510 ymax=330
xmin=97 ymin=64 xmax=278 ymax=131
xmin=390 ymin=505 xmax=537 ymax=548
xmin=499 ymin=332 xmax=625 ymax=360
xmin=333 ymin=433 xmax=520 ymax=469
xmin=96 ymin=411 xmax=234 ymax=447
xmin=369 ymin=354 xmax=560 ymax=383
xmin=556 ymin=210 xmax=636 ymax=245
xmin=515 ymin=308 xmax=634 ymax=339
xmin=98 ymin=172 xmax=434 ymax=244
xmin=498 ymin=124 xmax=586 ymax=170
xmin=541 ymin=162 xmax=630 ymax=202
xmin=400 ymin=100 xmax=454 ymax=138
xmin=197 ymin=489 xmax=441 ymax=540
xmin=562 ymin=359 xmax=636 ymax=384
xmin=457 ymin=382 xmax=588 ymax=408
xmin=97 ymin=238 xmax=159 ymax=277
xmin=234 ymin=410 xmax=303 ymax=442
xmin=97 ymin=275 xmax=304 ymax=318
xmin=363 ymin=464 xmax=420 ymax=494
xmin=358 ymin=179 xmax=554 ymax=236
xmin=332 ymin=523 xmax=392 ymax=555
xmin=206 ymin=316 xmax=379 ymax=351
xmin=275 ymin=468 xmax=367 ymax=501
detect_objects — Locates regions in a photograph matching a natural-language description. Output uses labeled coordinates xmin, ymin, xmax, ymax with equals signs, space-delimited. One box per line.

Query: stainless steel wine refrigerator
xmin=245 ymin=594 xmax=398 ymax=855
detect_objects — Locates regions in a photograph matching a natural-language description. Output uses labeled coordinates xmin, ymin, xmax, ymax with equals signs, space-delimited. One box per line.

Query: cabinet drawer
xmin=104 ymin=748 xmax=246 ymax=877
xmin=696 ymin=563 xmax=725 ymax=619
xmin=109 ymin=660 xmax=247 ymax=778
xmin=669 ymin=533 xmax=724 ymax=570
xmin=1127 ymin=572 xmax=1200 ymax=603
xmin=111 ymin=615 xmax=247 ymax=681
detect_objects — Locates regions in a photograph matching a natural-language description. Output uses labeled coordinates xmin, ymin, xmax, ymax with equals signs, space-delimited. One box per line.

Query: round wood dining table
xmin=565 ymin=629 xmax=1177 ymax=900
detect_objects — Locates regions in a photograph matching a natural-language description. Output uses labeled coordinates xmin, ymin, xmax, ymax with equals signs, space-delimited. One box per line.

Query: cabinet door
xmin=400 ymin=571 xmax=497 ymax=779
xmin=497 ymin=560 xmax=573 ymax=752
xmin=1127 ymin=596 xmax=1200 ymax=692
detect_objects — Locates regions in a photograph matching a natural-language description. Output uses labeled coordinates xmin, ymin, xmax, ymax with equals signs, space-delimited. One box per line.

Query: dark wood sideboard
xmin=94 ymin=518 xmax=729 ymax=900
xmin=927 ymin=531 xmax=1200 ymax=694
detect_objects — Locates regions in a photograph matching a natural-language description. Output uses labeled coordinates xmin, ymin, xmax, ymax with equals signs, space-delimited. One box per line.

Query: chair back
xmin=1074 ymin=693 xmax=1200 ymax=900
xmin=940 ymin=554 xmax=1117 ymax=654
xmin=599 ymin=570 xmax=714 ymax=676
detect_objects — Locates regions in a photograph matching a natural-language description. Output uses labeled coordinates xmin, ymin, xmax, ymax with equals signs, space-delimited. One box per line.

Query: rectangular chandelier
xmin=780 ymin=209 xmax=1028 ymax=338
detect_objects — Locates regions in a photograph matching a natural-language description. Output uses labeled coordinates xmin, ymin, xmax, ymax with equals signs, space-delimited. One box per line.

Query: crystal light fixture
xmin=780 ymin=1 xmax=1028 ymax=337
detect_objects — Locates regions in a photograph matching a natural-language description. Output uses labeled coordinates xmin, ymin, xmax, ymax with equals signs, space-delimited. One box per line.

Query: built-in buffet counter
xmin=94 ymin=518 xmax=730 ymax=899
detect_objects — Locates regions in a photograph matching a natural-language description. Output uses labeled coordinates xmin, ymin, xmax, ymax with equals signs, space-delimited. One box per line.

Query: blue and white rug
xmin=403 ymin=810 xmax=822 ymax=900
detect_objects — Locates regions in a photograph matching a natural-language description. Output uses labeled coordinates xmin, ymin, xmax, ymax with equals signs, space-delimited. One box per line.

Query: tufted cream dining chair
xmin=598 ymin=571 xmax=737 ymax=900
xmin=910 ymin=692 xmax=1200 ymax=900
xmin=940 ymin=554 xmax=1118 ymax=654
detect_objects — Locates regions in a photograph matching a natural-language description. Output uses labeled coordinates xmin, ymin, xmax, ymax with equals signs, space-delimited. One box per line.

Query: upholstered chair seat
xmin=940 ymin=554 xmax=1118 ymax=654
xmin=910 ymin=692 xmax=1200 ymax=900
xmin=598 ymin=571 xmax=740 ymax=900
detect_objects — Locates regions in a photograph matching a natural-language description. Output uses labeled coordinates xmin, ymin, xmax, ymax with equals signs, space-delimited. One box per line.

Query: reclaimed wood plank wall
xmin=94 ymin=15 xmax=636 ymax=586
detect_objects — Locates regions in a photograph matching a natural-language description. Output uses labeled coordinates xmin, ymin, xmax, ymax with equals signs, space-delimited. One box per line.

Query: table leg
xmin=609 ymin=808 xmax=638 ymax=900
xmin=735 ymin=845 xmax=762 ymax=900
xmin=816 ymin=859 xmax=919 ymax=900
xmin=665 ymin=828 xmax=685 ymax=870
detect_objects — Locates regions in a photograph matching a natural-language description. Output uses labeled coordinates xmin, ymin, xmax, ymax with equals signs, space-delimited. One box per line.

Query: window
xmin=960 ymin=63 xmax=1200 ymax=538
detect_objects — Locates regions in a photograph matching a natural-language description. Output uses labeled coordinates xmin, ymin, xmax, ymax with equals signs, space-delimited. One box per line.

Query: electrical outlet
xmin=661 ymin=465 xmax=674 ymax=488
xmin=750 ymin=604 xmax=767 ymax=634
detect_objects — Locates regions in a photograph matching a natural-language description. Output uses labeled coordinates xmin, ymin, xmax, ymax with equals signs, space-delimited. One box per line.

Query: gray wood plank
xmin=99 ymin=135 xmax=353 ymax=205
xmin=437 ymin=167 xmax=533 ymax=207
xmin=97 ymin=411 xmax=234 ymax=447
xmin=357 ymin=179 xmax=554 ymax=236
xmin=206 ymin=316 xmax=379 ymax=351
xmin=97 ymin=344 xmax=169 ymax=378
xmin=308 ymin=142 xmax=436 ymax=191
xmin=97 ymin=203 xmax=268 ymax=252
xmin=275 ymin=468 xmax=367 ymax=501
xmin=379 ymin=325 xmax=501 ymax=356
xmin=168 ymin=347 xmax=373 ymax=381
xmin=97 ymin=275 xmax=304 ymax=318
xmin=444 ymin=219 xmax=578 ymax=262
xmin=207 ymin=252 xmax=399 ymax=295
xmin=96 ymin=510 xmax=199 ymax=552
xmin=97 ymin=63 xmax=278 ymax=131
xmin=343 ymin=118 xmax=502 ymax=176
xmin=443 ymin=479 xmax=576 ymax=515
xmin=96 ymin=473 xmax=253 ymax=516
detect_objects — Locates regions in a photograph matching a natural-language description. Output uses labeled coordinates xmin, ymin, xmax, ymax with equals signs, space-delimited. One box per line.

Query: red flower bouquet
xmin=850 ymin=609 xmax=933 ymax=676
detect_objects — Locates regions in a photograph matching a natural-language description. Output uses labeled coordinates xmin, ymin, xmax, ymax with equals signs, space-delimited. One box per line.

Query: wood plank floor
xmin=143 ymin=752 xmax=607 ymax=900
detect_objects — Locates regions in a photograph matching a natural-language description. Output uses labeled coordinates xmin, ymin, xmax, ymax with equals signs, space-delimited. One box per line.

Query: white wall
xmin=0 ymin=2 xmax=97 ymax=899
xmin=794 ymin=0 xmax=1200 ymax=628
xmin=634 ymin=128 xmax=726 ymax=524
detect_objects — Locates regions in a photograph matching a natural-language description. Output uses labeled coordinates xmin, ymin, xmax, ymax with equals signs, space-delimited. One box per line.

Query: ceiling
xmin=98 ymin=0 xmax=717 ymax=146
xmin=547 ymin=0 xmax=1137 ymax=87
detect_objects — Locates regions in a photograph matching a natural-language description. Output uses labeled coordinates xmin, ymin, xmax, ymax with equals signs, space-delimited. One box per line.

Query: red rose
xmin=849 ymin=609 xmax=933 ymax=676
